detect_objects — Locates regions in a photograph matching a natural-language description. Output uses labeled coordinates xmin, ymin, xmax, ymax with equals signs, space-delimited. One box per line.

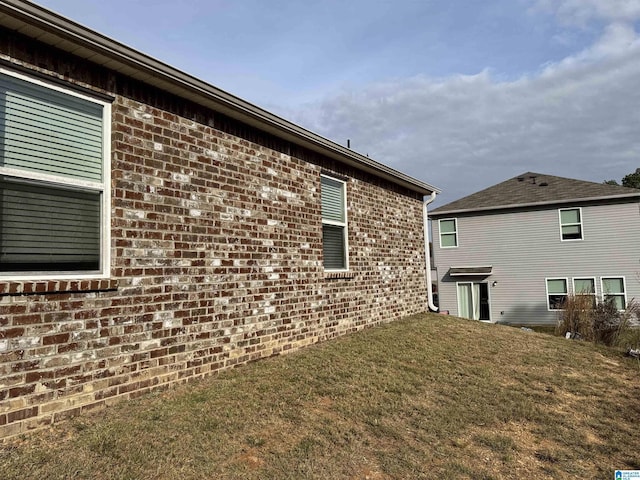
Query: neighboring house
xmin=430 ymin=172 xmax=640 ymax=326
xmin=0 ymin=1 xmax=439 ymax=438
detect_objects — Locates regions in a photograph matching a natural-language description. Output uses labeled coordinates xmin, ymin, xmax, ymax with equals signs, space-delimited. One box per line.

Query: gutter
xmin=423 ymin=192 xmax=439 ymax=312
xmin=0 ymin=0 xmax=441 ymax=196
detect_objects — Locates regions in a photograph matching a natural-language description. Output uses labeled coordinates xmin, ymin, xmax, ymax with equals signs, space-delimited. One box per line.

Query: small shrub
xmin=557 ymin=295 xmax=639 ymax=347
xmin=615 ymin=299 xmax=640 ymax=351
xmin=555 ymin=294 xmax=594 ymax=340
xmin=617 ymin=327 xmax=640 ymax=351
xmin=591 ymin=299 xmax=626 ymax=346
xmin=615 ymin=299 xmax=640 ymax=349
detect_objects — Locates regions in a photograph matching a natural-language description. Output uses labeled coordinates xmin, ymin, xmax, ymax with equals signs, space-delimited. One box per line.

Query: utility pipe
xmin=423 ymin=192 xmax=439 ymax=312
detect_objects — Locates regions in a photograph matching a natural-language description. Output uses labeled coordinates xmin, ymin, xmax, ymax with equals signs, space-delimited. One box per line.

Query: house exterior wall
xmin=432 ymin=200 xmax=640 ymax=325
xmin=0 ymin=31 xmax=429 ymax=438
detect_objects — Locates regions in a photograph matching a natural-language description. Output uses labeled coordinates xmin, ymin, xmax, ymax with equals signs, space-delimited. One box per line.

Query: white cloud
xmin=541 ymin=22 xmax=639 ymax=73
xmin=531 ymin=0 xmax=640 ymax=26
xmin=292 ymin=20 xmax=640 ymax=206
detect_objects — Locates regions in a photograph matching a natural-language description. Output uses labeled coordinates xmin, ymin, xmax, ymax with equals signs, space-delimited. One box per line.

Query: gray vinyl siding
xmin=432 ymin=201 xmax=640 ymax=325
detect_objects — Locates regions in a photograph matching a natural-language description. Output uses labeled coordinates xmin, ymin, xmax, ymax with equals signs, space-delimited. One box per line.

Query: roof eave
xmin=430 ymin=192 xmax=640 ymax=217
xmin=448 ymin=265 xmax=493 ymax=276
xmin=0 ymin=0 xmax=440 ymax=196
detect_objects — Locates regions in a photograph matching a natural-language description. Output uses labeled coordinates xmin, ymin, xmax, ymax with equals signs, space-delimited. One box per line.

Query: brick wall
xmin=0 ymin=31 xmax=428 ymax=438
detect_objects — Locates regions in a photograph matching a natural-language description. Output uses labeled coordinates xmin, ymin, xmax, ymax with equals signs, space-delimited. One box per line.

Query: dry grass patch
xmin=1 ymin=313 xmax=639 ymax=479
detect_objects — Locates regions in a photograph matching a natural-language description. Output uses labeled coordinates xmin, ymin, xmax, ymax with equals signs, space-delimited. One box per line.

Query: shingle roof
xmin=430 ymin=172 xmax=640 ymax=216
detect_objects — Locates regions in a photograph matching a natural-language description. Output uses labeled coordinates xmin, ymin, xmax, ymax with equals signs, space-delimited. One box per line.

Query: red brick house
xmin=0 ymin=0 xmax=439 ymax=437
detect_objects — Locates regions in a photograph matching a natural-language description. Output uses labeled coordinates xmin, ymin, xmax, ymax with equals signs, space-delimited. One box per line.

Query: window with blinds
xmin=0 ymin=69 xmax=110 ymax=276
xmin=321 ymin=175 xmax=348 ymax=270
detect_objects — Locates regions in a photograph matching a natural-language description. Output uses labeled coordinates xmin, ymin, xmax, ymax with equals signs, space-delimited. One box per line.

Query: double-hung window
xmin=559 ymin=208 xmax=582 ymax=241
xmin=321 ymin=174 xmax=348 ymax=271
xmin=439 ymin=218 xmax=457 ymax=248
xmin=601 ymin=277 xmax=626 ymax=310
xmin=0 ymin=68 xmax=111 ymax=278
xmin=546 ymin=278 xmax=568 ymax=310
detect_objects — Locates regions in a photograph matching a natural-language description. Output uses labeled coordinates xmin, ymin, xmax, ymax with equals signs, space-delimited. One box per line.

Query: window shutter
xmin=0 ymin=179 xmax=100 ymax=270
xmin=321 ymin=176 xmax=345 ymax=223
xmin=0 ymin=74 xmax=103 ymax=182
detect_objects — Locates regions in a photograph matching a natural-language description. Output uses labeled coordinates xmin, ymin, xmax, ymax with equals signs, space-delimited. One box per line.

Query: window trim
xmin=546 ymin=277 xmax=569 ymax=311
xmin=439 ymin=218 xmax=458 ymax=249
xmin=0 ymin=67 xmax=111 ymax=280
xmin=600 ymin=276 xmax=627 ymax=311
xmin=559 ymin=207 xmax=583 ymax=242
xmin=321 ymin=174 xmax=349 ymax=272
xmin=572 ymin=277 xmax=597 ymax=308
xmin=456 ymin=281 xmax=491 ymax=321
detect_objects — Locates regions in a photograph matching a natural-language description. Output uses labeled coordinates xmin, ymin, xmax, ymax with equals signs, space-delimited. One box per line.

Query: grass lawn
xmin=1 ymin=313 xmax=639 ymax=479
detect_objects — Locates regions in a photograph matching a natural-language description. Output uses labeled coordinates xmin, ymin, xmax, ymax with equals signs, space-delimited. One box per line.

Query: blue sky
xmin=36 ymin=0 xmax=640 ymax=206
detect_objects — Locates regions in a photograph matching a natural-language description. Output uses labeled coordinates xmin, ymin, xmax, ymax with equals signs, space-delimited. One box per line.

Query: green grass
xmin=1 ymin=313 xmax=639 ymax=479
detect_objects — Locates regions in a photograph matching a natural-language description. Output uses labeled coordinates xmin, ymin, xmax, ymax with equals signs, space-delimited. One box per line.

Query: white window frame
xmin=0 ymin=67 xmax=111 ymax=280
xmin=559 ymin=207 xmax=583 ymax=242
xmin=572 ymin=277 xmax=597 ymax=308
xmin=600 ymin=276 xmax=627 ymax=311
xmin=456 ymin=281 xmax=491 ymax=321
xmin=321 ymin=174 xmax=349 ymax=272
xmin=546 ymin=277 xmax=569 ymax=311
xmin=439 ymin=218 xmax=458 ymax=249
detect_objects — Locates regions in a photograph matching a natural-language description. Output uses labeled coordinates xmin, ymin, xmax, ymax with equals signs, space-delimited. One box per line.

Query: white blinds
xmin=0 ymin=74 xmax=103 ymax=182
xmin=321 ymin=176 xmax=345 ymax=223
xmin=321 ymin=176 xmax=347 ymax=270
xmin=0 ymin=180 xmax=100 ymax=269
xmin=322 ymin=225 xmax=345 ymax=270
xmin=0 ymin=71 xmax=105 ymax=273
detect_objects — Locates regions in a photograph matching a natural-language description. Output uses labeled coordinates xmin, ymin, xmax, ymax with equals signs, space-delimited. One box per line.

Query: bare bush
xmin=555 ymin=294 xmax=594 ymax=340
xmin=557 ymin=295 xmax=639 ymax=348
xmin=592 ymin=300 xmax=626 ymax=346
xmin=617 ymin=327 xmax=640 ymax=351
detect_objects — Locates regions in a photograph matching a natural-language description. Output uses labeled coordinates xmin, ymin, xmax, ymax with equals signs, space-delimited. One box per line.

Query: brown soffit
xmin=0 ymin=0 xmax=440 ymax=196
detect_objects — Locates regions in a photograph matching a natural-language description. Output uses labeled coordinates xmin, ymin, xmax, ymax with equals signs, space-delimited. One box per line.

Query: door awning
xmin=448 ymin=266 xmax=493 ymax=276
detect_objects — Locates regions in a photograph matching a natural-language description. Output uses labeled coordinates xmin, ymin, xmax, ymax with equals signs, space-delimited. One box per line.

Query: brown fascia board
xmin=0 ymin=0 xmax=440 ymax=196
xmin=430 ymin=192 xmax=640 ymax=217
xmin=448 ymin=266 xmax=493 ymax=276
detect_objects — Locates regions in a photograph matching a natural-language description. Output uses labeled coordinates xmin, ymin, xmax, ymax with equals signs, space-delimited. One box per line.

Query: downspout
xmin=423 ymin=192 xmax=439 ymax=312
